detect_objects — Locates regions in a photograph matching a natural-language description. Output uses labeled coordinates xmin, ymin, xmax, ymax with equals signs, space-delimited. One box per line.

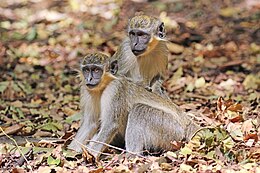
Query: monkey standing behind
xmin=112 ymin=15 xmax=169 ymax=97
xmin=69 ymin=53 xmax=199 ymax=158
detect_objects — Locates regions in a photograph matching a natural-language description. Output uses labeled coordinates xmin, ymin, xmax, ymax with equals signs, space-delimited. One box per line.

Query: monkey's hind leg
xmin=125 ymin=104 xmax=146 ymax=155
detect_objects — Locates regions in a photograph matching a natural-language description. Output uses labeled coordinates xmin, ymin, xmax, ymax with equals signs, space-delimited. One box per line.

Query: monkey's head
xmin=127 ymin=15 xmax=166 ymax=56
xmin=80 ymin=53 xmax=118 ymax=90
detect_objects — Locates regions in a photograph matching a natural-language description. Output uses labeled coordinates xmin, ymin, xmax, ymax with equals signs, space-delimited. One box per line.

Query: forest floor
xmin=0 ymin=0 xmax=259 ymax=172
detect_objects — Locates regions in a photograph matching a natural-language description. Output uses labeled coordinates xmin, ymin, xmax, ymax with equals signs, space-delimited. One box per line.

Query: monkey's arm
xmin=86 ymin=82 xmax=127 ymax=158
xmin=68 ymin=111 xmax=99 ymax=152
xmin=87 ymin=121 xmax=118 ymax=158
xmin=86 ymin=109 xmax=119 ymax=158
xmin=149 ymin=75 xmax=169 ymax=99
xmin=111 ymin=39 xmax=143 ymax=83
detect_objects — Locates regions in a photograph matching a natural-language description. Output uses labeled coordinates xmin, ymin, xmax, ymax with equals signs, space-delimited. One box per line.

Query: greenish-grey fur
xmin=128 ymin=15 xmax=160 ymax=34
xmin=82 ymin=53 xmax=108 ymax=65
xmin=69 ymin=53 xmax=199 ymax=157
xmin=111 ymin=15 xmax=168 ymax=98
xmin=87 ymin=75 xmax=199 ymax=157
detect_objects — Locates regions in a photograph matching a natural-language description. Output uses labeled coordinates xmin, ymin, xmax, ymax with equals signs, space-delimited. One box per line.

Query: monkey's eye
xmin=137 ymin=32 xmax=144 ymax=36
xmin=141 ymin=34 xmax=149 ymax=39
xmin=82 ymin=67 xmax=89 ymax=73
xmin=129 ymin=31 xmax=135 ymax=37
xmin=94 ymin=68 xmax=100 ymax=73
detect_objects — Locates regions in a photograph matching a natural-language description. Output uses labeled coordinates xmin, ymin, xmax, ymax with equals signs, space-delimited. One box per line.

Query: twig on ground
xmin=85 ymin=139 xmax=147 ymax=159
xmin=74 ymin=138 xmax=111 ymax=156
xmin=0 ymin=127 xmax=33 ymax=172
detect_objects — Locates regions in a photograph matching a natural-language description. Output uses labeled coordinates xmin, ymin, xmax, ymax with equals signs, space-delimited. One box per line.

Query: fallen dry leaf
xmin=0 ymin=124 xmax=24 ymax=136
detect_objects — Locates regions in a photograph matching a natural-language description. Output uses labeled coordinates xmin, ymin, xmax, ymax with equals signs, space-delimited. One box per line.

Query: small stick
xmin=74 ymin=138 xmax=111 ymax=156
xmin=85 ymin=139 xmax=147 ymax=159
xmin=0 ymin=127 xmax=33 ymax=172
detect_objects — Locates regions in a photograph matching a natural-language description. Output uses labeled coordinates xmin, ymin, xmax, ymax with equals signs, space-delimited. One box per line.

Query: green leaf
xmin=243 ymin=74 xmax=259 ymax=90
xmin=9 ymin=106 xmax=20 ymax=120
xmin=1 ymin=21 xmax=11 ymax=29
xmin=65 ymin=111 xmax=82 ymax=124
xmin=47 ymin=155 xmax=60 ymax=166
xmin=17 ymin=81 xmax=32 ymax=95
xmin=16 ymin=107 xmax=25 ymax=118
xmin=38 ymin=122 xmax=63 ymax=131
xmin=0 ymin=81 xmax=9 ymax=93
xmin=222 ymin=137 xmax=235 ymax=152
xmin=219 ymin=7 xmax=239 ymax=17
xmin=12 ymin=31 xmax=25 ymax=40
xmin=12 ymin=82 xmax=21 ymax=92
xmin=214 ymin=127 xmax=229 ymax=142
xmin=29 ymin=108 xmax=48 ymax=118
xmin=180 ymin=146 xmax=192 ymax=156
xmin=26 ymin=27 xmax=37 ymax=41
xmin=229 ymin=128 xmax=243 ymax=141
xmin=186 ymin=83 xmax=195 ymax=92
xmin=33 ymin=147 xmax=54 ymax=154
xmin=180 ymin=163 xmax=194 ymax=172
xmin=195 ymin=77 xmax=206 ymax=88
xmin=0 ymin=106 xmax=8 ymax=114
xmin=206 ymin=150 xmax=215 ymax=159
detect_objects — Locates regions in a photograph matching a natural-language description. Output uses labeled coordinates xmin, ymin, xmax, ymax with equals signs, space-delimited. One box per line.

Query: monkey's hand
xmin=144 ymin=86 xmax=152 ymax=92
xmin=151 ymin=80 xmax=170 ymax=99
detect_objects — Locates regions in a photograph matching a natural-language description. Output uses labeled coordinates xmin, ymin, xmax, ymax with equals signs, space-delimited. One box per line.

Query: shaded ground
xmin=0 ymin=0 xmax=259 ymax=172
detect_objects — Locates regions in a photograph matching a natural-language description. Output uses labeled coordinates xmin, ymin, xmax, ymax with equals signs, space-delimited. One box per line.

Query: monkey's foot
xmin=86 ymin=144 xmax=101 ymax=159
xmin=68 ymin=141 xmax=83 ymax=153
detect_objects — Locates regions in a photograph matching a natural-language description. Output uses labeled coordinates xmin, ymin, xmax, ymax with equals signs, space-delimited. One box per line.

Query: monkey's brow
xmin=129 ymin=29 xmax=149 ymax=34
xmin=81 ymin=64 xmax=104 ymax=69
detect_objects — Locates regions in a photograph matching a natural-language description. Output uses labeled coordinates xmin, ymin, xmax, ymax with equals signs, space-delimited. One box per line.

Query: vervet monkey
xmin=112 ymin=15 xmax=169 ymax=96
xmin=69 ymin=53 xmax=199 ymax=158
xmin=126 ymin=103 xmax=199 ymax=153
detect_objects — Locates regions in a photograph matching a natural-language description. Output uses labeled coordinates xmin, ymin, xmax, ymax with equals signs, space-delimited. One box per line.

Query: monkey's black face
xmin=129 ymin=29 xmax=151 ymax=56
xmin=82 ymin=65 xmax=103 ymax=89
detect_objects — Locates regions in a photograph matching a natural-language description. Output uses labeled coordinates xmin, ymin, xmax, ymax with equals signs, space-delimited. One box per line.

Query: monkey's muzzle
xmin=132 ymin=49 xmax=145 ymax=56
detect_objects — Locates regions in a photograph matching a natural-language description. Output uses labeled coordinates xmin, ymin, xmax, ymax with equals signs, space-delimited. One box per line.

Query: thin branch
xmin=0 ymin=127 xmax=32 ymax=172
xmin=85 ymin=139 xmax=147 ymax=159
xmin=74 ymin=138 xmax=111 ymax=156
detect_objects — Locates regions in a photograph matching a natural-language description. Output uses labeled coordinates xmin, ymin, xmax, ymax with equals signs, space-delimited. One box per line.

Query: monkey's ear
xmin=110 ymin=60 xmax=118 ymax=75
xmin=158 ymin=22 xmax=166 ymax=39
xmin=79 ymin=58 xmax=86 ymax=70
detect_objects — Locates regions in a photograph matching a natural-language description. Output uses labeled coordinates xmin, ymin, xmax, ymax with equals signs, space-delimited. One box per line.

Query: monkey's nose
xmin=87 ymin=76 xmax=93 ymax=83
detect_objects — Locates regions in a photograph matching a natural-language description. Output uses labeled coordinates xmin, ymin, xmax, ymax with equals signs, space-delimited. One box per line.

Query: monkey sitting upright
xmin=112 ymin=14 xmax=169 ymax=97
xmin=68 ymin=53 xmax=199 ymax=158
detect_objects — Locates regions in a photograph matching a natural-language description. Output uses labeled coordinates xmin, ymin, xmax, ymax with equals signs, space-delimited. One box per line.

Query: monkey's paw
xmin=85 ymin=144 xmax=100 ymax=158
xmin=144 ymin=86 xmax=152 ymax=92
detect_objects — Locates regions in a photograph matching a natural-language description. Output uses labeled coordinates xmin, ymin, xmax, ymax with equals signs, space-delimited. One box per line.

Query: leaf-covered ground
xmin=0 ymin=0 xmax=259 ymax=172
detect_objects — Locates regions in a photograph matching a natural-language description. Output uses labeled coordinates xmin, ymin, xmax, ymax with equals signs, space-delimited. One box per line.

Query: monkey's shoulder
xmin=111 ymin=38 xmax=133 ymax=60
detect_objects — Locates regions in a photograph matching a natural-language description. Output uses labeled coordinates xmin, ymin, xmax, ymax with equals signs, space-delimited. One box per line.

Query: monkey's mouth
xmin=86 ymin=84 xmax=98 ymax=89
xmin=132 ymin=49 xmax=145 ymax=56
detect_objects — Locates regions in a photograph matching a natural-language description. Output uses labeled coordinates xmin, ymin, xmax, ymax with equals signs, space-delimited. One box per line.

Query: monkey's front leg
xmin=86 ymin=120 xmax=118 ymax=158
xmin=68 ymin=113 xmax=99 ymax=152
